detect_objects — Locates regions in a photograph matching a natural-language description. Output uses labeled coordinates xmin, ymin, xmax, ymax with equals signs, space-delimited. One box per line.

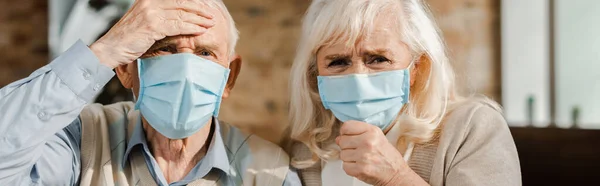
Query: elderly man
xmin=0 ymin=0 xmax=299 ymax=185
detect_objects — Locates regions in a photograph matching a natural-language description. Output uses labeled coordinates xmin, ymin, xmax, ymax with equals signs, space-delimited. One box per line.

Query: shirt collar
xmin=122 ymin=117 xmax=231 ymax=178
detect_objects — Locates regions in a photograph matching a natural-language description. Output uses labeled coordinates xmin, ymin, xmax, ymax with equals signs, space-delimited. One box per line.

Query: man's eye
xmin=328 ymin=59 xmax=351 ymax=68
xmin=197 ymin=49 xmax=216 ymax=58
xmin=152 ymin=46 xmax=176 ymax=54
xmin=200 ymin=50 xmax=211 ymax=56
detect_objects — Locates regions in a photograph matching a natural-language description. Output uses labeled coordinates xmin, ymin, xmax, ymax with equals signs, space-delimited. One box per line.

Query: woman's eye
xmin=368 ymin=56 xmax=391 ymax=64
xmin=328 ymin=59 xmax=350 ymax=68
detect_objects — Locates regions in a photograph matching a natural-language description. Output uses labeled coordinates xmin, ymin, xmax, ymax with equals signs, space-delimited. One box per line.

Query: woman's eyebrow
xmin=325 ymin=54 xmax=351 ymax=60
xmin=361 ymin=48 xmax=391 ymax=56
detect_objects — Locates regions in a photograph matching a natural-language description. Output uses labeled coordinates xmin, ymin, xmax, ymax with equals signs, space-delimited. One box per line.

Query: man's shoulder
xmin=79 ymin=101 xmax=137 ymax=137
xmin=79 ymin=102 xmax=138 ymax=182
xmin=80 ymin=101 xmax=136 ymax=123
xmin=82 ymin=101 xmax=135 ymax=116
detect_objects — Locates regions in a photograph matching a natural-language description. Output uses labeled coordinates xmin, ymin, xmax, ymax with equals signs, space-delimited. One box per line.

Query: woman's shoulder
xmin=431 ymin=97 xmax=521 ymax=185
xmin=441 ymin=96 xmax=507 ymax=139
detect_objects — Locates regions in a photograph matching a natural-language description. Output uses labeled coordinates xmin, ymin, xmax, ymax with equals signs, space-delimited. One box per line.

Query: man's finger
xmin=163 ymin=10 xmax=215 ymax=28
xmin=163 ymin=20 xmax=208 ymax=37
xmin=339 ymin=120 xmax=373 ymax=136
xmin=161 ymin=0 xmax=215 ymax=19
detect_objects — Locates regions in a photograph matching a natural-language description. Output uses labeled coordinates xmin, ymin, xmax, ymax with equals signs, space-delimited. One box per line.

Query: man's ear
xmin=222 ymin=55 xmax=242 ymax=99
xmin=116 ymin=63 xmax=135 ymax=89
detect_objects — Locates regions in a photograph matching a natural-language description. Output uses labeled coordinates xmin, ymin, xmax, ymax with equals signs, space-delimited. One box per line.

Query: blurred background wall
xmin=1 ymin=1 xmax=599 ymax=185
xmin=0 ymin=0 xmax=48 ymax=87
xmin=0 ymin=0 xmax=502 ymax=143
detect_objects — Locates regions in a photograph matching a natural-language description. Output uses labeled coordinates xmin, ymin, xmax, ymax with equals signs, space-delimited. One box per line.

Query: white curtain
xmin=49 ymin=0 xmax=133 ymax=58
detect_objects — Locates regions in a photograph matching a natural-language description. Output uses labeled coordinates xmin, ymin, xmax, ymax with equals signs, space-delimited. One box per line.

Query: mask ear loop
xmin=407 ymin=54 xmax=421 ymax=70
xmin=134 ymin=59 xmax=144 ymax=110
xmin=403 ymin=54 xmax=423 ymax=107
xmin=394 ymin=54 xmax=422 ymax=134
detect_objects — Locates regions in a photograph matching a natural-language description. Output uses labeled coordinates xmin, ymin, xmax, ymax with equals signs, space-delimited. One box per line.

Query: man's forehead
xmin=144 ymin=4 xmax=232 ymax=55
xmin=150 ymin=15 xmax=230 ymax=50
xmin=154 ymin=35 xmax=207 ymax=45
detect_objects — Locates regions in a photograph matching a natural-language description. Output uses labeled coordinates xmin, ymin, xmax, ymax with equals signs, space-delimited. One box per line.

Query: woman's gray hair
xmin=288 ymin=0 xmax=481 ymax=168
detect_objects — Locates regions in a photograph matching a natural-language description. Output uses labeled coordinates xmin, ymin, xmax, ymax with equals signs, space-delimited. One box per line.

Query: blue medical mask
xmin=317 ymin=67 xmax=411 ymax=130
xmin=135 ymin=53 xmax=230 ymax=139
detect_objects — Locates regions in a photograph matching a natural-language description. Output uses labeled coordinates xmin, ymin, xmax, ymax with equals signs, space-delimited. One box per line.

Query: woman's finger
xmin=336 ymin=135 xmax=362 ymax=149
xmin=342 ymin=161 xmax=361 ymax=177
xmin=339 ymin=149 xmax=361 ymax=162
xmin=340 ymin=120 xmax=374 ymax=136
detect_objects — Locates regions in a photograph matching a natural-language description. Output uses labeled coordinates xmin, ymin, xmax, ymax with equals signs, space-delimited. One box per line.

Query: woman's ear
xmin=410 ymin=55 xmax=423 ymax=87
xmin=116 ymin=63 xmax=136 ymax=89
xmin=222 ymin=55 xmax=242 ymax=99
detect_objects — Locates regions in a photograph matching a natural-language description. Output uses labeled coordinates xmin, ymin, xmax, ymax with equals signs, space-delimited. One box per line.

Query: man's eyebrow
xmin=195 ymin=42 xmax=220 ymax=52
xmin=148 ymin=39 xmax=178 ymax=51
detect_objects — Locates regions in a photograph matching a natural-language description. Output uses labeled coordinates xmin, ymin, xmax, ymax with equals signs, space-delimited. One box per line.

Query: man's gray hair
xmin=204 ymin=0 xmax=239 ymax=58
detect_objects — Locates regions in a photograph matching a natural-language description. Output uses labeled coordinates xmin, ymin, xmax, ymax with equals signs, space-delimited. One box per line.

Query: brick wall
xmin=0 ymin=0 xmax=48 ymax=86
xmin=427 ymin=0 xmax=501 ymax=100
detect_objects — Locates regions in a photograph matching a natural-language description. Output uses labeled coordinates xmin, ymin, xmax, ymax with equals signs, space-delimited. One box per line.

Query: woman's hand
xmin=90 ymin=0 xmax=216 ymax=69
xmin=336 ymin=120 xmax=428 ymax=186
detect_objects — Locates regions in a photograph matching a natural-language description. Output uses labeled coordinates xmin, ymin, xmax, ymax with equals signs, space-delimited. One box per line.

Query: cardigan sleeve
xmin=444 ymin=104 xmax=522 ymax=186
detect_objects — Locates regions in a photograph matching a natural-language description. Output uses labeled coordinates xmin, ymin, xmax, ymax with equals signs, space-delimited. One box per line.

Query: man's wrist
xmin=90 ymin=41 xmax=119 ymax=69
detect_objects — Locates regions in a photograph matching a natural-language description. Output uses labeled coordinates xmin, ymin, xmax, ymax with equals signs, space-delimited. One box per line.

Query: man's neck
xmin=142 ymin=118 xmax=214 ymax=184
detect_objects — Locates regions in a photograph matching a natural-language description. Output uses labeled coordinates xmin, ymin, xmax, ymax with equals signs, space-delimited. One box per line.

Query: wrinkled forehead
xmin=148 ymin=5 xmax=231 ymax=57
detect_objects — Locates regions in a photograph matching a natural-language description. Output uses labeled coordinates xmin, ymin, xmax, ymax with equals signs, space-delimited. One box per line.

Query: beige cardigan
xmin=292 ymin=100 xmax=522 ymax=186
xmin=78 ymin=102 xmax=290 ymax=186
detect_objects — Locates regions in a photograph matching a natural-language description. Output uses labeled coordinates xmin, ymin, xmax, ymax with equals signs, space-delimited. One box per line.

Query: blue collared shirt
xmin=0 ymin=41 xmax=301 ymax=186
xmin=122 ymin=117 xmax=231 ymax=186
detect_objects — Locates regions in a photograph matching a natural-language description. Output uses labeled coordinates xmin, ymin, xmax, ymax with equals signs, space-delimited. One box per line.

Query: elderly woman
xmin=287 ymin=0 xmax=521 ymax=186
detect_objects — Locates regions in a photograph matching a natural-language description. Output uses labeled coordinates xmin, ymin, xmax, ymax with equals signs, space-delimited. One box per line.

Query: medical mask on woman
xmin=135 ymin=53 xmax=230 ymax=139
xmin=317 ymin=65 xmax=411 ymax=130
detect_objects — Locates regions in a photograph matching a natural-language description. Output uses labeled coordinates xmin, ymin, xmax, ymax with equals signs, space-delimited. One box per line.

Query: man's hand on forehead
xmin=89 ymin=0 xmax=217 ymax=69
